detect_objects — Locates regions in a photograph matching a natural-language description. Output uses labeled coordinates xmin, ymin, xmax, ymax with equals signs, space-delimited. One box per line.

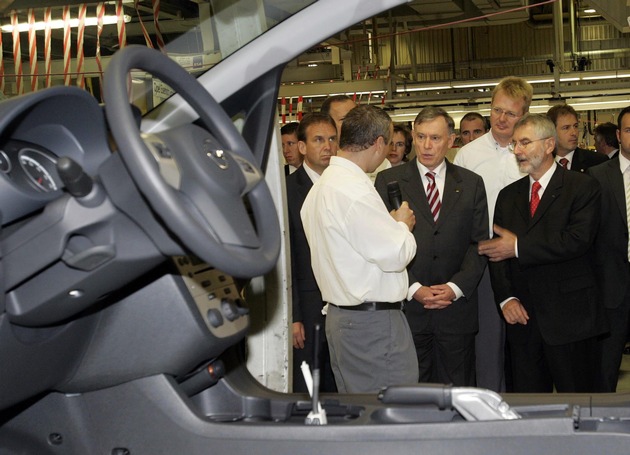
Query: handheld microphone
xmin=387 ymin=181 xmax=402 ymax=209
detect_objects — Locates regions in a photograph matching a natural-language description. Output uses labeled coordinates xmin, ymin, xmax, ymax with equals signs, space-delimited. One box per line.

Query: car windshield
xmin=122 ymin=0 xmax=315 ymax=113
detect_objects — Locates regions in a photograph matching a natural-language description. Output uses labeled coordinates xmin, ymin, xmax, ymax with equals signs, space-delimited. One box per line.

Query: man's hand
xmin=413 ymin=284 xmax=454 ymax=310
xmin=502 ymin=299 xmax=529 ymax=325
xmin=391 ymin=201 xmax=415 ymax=231
xmin=292 ymin=322 xmax=305 ymax=349
xmin=478 ymin=224 xmax=517 ymax=262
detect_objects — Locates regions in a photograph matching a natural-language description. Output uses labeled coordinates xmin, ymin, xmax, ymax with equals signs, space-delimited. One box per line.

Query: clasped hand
xmin=414 ymin=284 xmax=455 ymax=310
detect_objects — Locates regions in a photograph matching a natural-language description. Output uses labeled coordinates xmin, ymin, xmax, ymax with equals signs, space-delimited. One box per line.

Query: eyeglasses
xmin=491 ymin=107 xmax=521 ymax=120
xmin=508 ymin=137 xmax=551 ymax=153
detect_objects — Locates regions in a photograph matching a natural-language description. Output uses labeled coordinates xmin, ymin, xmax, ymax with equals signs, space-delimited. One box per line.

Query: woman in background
xmin=387 ymin=124 xmax=413 ymax=166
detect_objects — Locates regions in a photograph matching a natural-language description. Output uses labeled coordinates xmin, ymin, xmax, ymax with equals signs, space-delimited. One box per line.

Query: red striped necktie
xmin=426 ymin=172 xmax=441 ymax=223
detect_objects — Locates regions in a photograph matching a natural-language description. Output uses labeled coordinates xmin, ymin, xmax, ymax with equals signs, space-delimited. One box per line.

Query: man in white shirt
xmin=454 ymin=76 xmax=532 ymax=392
xmin=301 ymin=105 xmax=418 ymax=393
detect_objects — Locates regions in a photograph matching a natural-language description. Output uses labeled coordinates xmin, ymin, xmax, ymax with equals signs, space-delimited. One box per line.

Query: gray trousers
xmin=325 ymin=304 xmax=418 ymax=393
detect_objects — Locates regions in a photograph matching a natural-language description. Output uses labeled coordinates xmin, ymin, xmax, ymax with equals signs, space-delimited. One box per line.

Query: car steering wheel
xmin=103 ymin=45 xmax=280 ymax=278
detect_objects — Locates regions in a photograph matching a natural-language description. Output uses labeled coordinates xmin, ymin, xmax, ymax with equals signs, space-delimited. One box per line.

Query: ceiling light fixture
xmin=0 ymin=14 xmax=131 ymax=33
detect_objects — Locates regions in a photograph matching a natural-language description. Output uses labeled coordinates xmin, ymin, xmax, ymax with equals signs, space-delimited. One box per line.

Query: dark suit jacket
xmin=588 ymin=159 xmax=630 ymax=310
xmin=286 ymin=165 xmax=324 ymax=327
xmin=568 ymin=147 xmax=608 ymax=173
xmin=375 ymin=160 xmax=489 ymax=334
xmin=489 ymin=165 xmax=605 ymax=346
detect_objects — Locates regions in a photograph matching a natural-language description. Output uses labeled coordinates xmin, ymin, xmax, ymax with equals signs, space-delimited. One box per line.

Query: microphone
xmin=387 ymin=181 xmax=402 ymax=209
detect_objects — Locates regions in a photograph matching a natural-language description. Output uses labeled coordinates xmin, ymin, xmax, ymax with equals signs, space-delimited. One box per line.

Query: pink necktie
xmin=426 ymin=172 xmax=441 ymax=222
xmin=530 ymin=181 xmax=541 ymax=217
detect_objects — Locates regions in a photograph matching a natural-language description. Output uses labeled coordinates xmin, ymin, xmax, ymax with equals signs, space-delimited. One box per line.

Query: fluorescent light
xmin=584 ymin=8 xmax=596 ymax=13
xmin=582 ymin=74 xmax=617 ymax=80
xmin=526 ymin=78 xmax=554 ymax=84
xmin=1 ymin=14 xmax=131 ymax=33
xmin=452 ymin=82 xmax=498 ymax=89
xmin=402 ymin=85 xmax=451 ymax=92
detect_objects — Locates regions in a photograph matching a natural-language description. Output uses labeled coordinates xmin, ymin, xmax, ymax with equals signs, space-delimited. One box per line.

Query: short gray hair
xmin=340 ymin=105 xmax=392 ymax=152
xmin=514 ymin=113 xmax=557 ymax=141
xmin=414 ymin=106 xmax=455 ymax=135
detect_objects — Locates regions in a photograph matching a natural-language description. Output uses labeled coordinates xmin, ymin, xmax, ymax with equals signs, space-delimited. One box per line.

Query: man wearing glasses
xmin=454 ymin=76 xmax=533 ymax=392
xmin=478 ymin=114 xmax=604 ymax=393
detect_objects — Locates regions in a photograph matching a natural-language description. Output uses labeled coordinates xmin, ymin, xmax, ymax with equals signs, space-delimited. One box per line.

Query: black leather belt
xmin=328 ymin=301 xmax=404 ymax=311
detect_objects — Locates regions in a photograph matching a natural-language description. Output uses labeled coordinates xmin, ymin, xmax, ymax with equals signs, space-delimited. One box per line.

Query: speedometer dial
xmin=18 ymin=149 xmax=59 ymax=192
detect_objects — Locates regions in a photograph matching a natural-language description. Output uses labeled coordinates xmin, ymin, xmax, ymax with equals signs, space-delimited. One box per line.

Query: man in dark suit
xmin=287 ymin=112 xmax=338 ymax=393
xmin=479 ymin=113 xmax=604 ymax=393
xmin=547 ymin=104 xmax=607 ymax=172
xmin=589 ymin=107 xmax=630 ymax=392
xmin=593 ymin=122 xmax=619 ymax=160
xmin=375 ymin=107 xmax=489 ymax=386
xmin=281 ymin=122 xmax=302 ymax=175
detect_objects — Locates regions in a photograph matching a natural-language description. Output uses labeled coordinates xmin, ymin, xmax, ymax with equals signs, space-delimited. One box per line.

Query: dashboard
xmin=0 ymin=86 xmax=111 ymax=225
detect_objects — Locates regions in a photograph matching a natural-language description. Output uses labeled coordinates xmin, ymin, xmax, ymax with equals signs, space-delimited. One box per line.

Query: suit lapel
xmin=400 ymin=160 xmax=434 ymax=226
xmin=570 ymin=149 xmax=584 ymax=172
xmin=296 ymin=166 xmax=313 ymax=200
xmin=607 ymin=159 xmax=627 ymax=223
xmin=529 ymin=166 xmax=563 ymax=229
xmin=436 ymin=162 xmax=462 ymax=228
xmin=514 ymin=177 xmax=530 ymax=226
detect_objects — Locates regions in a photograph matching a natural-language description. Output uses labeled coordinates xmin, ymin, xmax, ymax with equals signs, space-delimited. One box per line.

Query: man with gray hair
xmin=454 ymin=76 xmax=533 ymax=392
xmin=376 ymin=106 xmax=488 ymax=386
xmin=301 ymin=105 xmax=418 ymax=393
xmin=479 ymin=113 xmax=604 ymax=393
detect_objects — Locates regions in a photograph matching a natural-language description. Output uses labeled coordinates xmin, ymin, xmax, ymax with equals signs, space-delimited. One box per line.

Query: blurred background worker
xmin=593 ymin=121 xmax=620 ymax=159
xmin=387 ymin=124 xmax=413 ymax=167
xmin=459 ymin=112 xmax=489 ymax=146
xmin=281 ymin=122 xmax=303 ymax=175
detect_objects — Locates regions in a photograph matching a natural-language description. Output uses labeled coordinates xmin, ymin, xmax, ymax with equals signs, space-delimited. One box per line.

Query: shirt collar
xmin=416 ymin=159 xmax=447 ymax=179
xmin=530 ymin=161 xmax=557 ymax=189
xmin=619 ymin=151 xmax=630 ymax=173
xmin=303 ymin=162 xmax=321 ymax=183
xmin=556 ymin=150 xmax=575 ymax=164
xmin=329 ymin=155 xmax=372 ymax=181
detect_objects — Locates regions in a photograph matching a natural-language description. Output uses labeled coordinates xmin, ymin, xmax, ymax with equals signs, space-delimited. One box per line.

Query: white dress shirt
xmin=454 ymin=131 xmax=525 ymax=234
xmin=301 ymin=156 xmax=417 ymax=308
xmin=302 ymin=161 xmax=321 ymax=183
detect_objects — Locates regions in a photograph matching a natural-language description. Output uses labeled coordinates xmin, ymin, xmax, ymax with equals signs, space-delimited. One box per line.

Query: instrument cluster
xmin=0 ymin=140 xmax=62 ymax=194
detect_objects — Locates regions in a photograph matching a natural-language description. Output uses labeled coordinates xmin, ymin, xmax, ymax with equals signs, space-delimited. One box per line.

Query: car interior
xmin=2 ymin=0 xmax=630 ymax=453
